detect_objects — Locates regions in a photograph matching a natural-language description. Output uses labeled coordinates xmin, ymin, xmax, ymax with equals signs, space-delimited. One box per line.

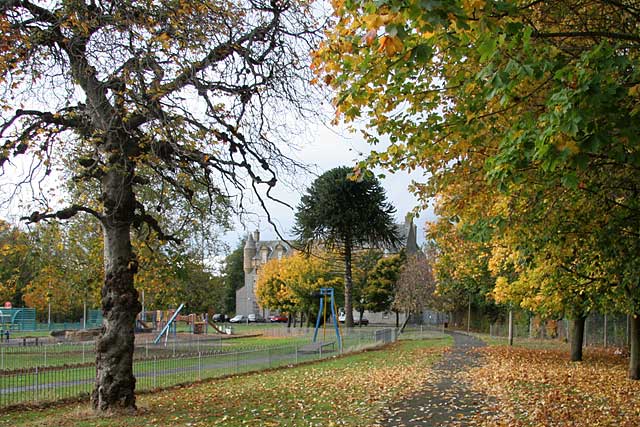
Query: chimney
xmin=253 ymin=229 xmax=260 ymax=242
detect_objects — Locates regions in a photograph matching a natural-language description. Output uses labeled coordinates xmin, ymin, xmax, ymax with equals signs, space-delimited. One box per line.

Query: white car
xmin=248 ymin=314 xmax=265 ymax=322
xmin=229 ymin=314 xmax=246 ymax=323
xmin=338 ymin=313 xmax=369 ymax=325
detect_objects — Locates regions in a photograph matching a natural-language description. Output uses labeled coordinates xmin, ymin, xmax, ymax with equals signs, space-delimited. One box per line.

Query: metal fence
xmin=488 ymin=313 xmax=630 ymax=348
xmin=0 ymin=327 xmax=441 ymax=410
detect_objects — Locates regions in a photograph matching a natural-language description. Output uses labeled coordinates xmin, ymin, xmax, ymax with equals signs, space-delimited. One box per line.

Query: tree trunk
xmin=508 ymin=309 xmax=514 ymax=347
xmin=344 ymin=243 xmax=354 ymax=327
xmin=399 ymin=312 xmax=410 ymax=333
xmin=570 ymin=315 xmax=586 ymax=362
xmin=395 ymin=310 xmax=399 ymax=328
xmin=358 ymin=308 xmax=364 ymax=327
xmin=630 ymin=314 xmax=640 ymax=380
xmin=91 ymin=162 xmax=141 ymax=412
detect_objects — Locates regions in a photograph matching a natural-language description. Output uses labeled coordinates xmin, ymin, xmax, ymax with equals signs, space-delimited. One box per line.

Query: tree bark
xmin=344 ymin=242 xmax=354 ymax=327
xmin=91 ymin=161 xmax=141 ymax=412
xmin=508 ymin=309 xmax=514 ymax=347
xmin=629 ymin=314 xmax=640 ymax=380
xmin=570 ymin=315 xmax=586 ymax=362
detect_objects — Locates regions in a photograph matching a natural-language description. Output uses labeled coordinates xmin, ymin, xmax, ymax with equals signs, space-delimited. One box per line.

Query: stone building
xmin=235 ymin=230 xmax=291 ymax=317
xmin=235 ymin=216 xmax=418 ymax=317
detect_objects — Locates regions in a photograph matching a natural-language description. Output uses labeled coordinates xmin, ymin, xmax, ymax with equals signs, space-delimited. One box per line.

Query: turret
xmin=243 ymin=232 xmax=256 ymax=274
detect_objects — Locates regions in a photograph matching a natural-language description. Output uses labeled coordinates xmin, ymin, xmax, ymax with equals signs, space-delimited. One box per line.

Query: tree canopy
xmin=1 ymin=0 xmax=321 ymax=410
xmin=294 ymin=166 xmax=400 ymax=326
xmin=315 ymin=0 xmax=640 ymax=377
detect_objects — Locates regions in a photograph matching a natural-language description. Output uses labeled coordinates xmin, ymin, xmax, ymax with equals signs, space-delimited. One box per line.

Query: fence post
xmin=173 ymin=339 xmax=176 ymax=357
xmin=44 ymin=346 xmax=47 ymax=366
xmin=82 ymin=343 xmax=85 ymax=364
xmin=198 ymin=352 xmax=202 ymax=380
xmin=1 ymin=346 xmax=3 ymax=370
xmin=153 ymin=357 xmax=157 ymax=389
xmin=35 ymin=366 xmax=39 ymax=402
xmin=145 ymin=340 xmax=149 ymax=358
xmin=584 ymin=317 xmax=588 ymax=347
xmin=319 ymin=344 xmax=322 ymax=360
xmin=235 ymin=351 xmax=239 ymax=373
xmin=295 ymin=344 xmax=298 ymax=364
xmin=268 ymin=347 xmax=271 ymax=368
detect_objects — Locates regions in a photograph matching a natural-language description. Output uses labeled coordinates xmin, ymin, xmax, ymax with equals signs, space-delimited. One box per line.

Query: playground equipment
xmin=0 ymin=308 xmax=36 ymax=331
xmin=153 ymin=303 xmax=185 ymax=344
xmin=206 ymin=315 xmax=233 ymax=335
xmin=313 ymin=288 xmax=342 ymax=351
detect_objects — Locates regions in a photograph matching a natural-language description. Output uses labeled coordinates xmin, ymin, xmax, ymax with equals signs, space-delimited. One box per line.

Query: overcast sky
xmin=224 ymin=121 xmax=435 ymax=250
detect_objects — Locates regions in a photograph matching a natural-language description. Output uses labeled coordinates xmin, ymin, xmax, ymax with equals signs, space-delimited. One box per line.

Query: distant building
xmin=235 ymin=215 xmax=419 ymax=317
xmin=235 ymin=230 xmax=291 ymax=317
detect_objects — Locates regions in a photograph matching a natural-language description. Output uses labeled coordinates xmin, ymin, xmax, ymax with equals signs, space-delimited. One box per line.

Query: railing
xmin=0 ymin=327 xmax=440 ymax=410
xmin=488 ymin=313 xmax=630 ymax=348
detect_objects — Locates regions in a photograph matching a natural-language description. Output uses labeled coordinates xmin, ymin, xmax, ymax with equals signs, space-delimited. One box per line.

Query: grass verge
xmin=0 ymin=336 xmax=450 ymax=426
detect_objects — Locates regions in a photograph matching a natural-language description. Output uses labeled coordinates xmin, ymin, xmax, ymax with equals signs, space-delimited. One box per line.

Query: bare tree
xmin=0 ymin=0 xmax=321 ymax=412
xmin=393 ymin=253 xmax=436 ymax=329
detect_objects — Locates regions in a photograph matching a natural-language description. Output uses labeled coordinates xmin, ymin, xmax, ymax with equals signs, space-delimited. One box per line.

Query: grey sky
xmin=224 ymin=122 xmax=434 ymax=249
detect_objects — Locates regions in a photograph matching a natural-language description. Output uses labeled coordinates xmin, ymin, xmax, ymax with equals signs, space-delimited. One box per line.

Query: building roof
xmin=252 ymin=240 xmax=292 ymax=261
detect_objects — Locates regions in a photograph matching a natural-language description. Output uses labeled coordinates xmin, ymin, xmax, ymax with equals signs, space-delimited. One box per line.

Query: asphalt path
xmin=380 ymin=332 xmax=496 ymax=427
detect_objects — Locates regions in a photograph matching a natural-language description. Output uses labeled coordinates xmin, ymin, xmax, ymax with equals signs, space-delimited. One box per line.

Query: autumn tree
xmin=365 ymin=251 xmax=405 ymax=326
xmin=352 ymin=248 xmax=383 ymax=325
xmin=0 ymin=220 xmax=36 ymax=305
xmin=316 ymin=0 xmax=640 ymax=378
xmin=294 ymin=166 xmax=400 ymax=327
xmin=25 ymin=218 xmax=103 ymax=321
xmin=255 ymin=251 xmax=342 ymax=325
xmin=1 ymin=0 xmax=321 ymax=410
xmin=393 ymin=253 xmax=437 ymax=330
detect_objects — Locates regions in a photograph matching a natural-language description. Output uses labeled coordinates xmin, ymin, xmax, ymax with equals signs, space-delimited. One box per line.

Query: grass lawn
xmin=0 ymin=336 xmax=451 ymax=426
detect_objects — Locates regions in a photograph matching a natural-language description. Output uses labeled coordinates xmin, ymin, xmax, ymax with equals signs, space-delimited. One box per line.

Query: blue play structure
xmin=0 ymin=308 xmax=36 ymax=331
xmin=313 ymin=288 xmax=342 ymax=351
xmin=153 ymin=303 xmax=185 ymax=344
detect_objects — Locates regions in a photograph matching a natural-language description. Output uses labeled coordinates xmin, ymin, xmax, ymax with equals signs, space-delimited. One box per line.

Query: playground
xmin=0 ymin=292 xmax=409 ymax=411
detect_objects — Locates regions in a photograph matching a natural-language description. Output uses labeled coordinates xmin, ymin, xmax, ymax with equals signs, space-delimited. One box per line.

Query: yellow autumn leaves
xmin=255 ymin=251 xmax=342 ymax=314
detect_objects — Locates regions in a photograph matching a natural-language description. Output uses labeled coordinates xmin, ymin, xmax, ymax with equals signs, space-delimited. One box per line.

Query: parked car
xmin=269 ymin=314 xmax=288 ymax=323
xmin=248 ymin=314 xmax=265 ymax=323
xmin=212 ymin=313 xmax=227 ymax=322
xmin=354 ymin=317 xmax=369 ymax=326
xmin=338 ymin=313 xmax=368 ymax=325
xmin=229 ymin=314 xmax=246 ymax=323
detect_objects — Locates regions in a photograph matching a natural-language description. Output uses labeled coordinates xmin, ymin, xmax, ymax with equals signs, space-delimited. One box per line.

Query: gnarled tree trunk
xmin=570 ymin=315 xmax=586 ymax=362
xmin=91 ymin=160 xmax=141 ymax=412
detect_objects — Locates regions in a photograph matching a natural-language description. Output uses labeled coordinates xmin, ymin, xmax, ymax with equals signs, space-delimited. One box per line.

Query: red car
xmin=269 ymin=314 xmax=288 ymax=323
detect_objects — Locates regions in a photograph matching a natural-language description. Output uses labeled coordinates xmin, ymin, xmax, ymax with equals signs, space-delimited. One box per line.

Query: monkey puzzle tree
xmin=294 ymin=166 xmax=400 ymax=327
xmin=0 ymin=0 xmax=320 ymax=411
